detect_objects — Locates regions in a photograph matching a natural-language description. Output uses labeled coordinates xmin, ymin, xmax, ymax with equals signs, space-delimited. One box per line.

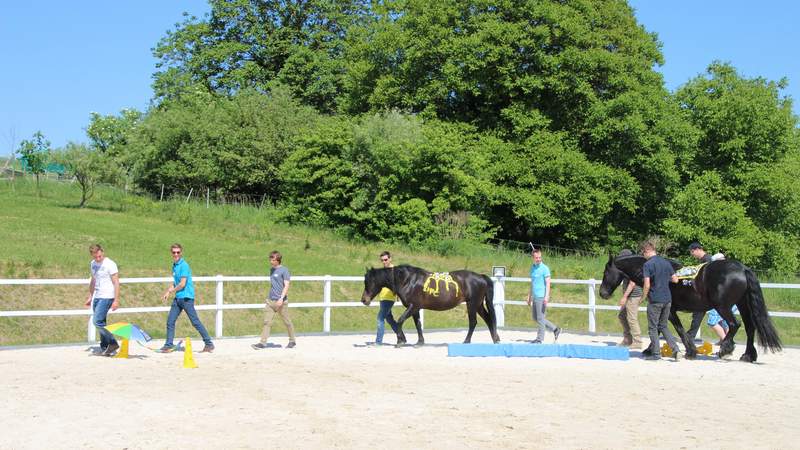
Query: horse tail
xmin=483 ymin=274 xmax=497 ymax=328
xmin=745 ymin=268 xmax=782 ymax=352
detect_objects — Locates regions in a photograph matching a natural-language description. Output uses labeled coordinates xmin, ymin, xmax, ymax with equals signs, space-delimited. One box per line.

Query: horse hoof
xmin=414 ymin=341 xmax=425 ymax=347
xmin=739 ymin=353 xmax=756 ymax=363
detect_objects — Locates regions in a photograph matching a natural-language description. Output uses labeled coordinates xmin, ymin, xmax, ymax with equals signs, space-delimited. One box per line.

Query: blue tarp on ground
xmin=447 ymin=343 xmax=629 ymax=361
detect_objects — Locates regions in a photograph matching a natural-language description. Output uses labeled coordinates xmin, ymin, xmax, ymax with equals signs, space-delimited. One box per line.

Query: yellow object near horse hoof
xmin=697 ymin=341 xmax=713 ymax=355
xmin=660 ymin=343 xmax=673 ymax=357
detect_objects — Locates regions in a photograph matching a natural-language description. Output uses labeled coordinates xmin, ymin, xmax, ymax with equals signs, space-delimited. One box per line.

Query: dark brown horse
xmin=361 ymin=265 xmax=500 ymax=346
xmin=599 ymin=254 xmax=782 ymax=362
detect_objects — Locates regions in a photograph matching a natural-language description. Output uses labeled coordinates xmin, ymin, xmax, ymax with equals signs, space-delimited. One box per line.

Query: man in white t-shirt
xmin=85 ymin=244 xmax=120 ymax=356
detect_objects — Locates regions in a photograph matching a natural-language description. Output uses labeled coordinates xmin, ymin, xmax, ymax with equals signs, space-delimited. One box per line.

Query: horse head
xmin=599 ymin=254 xmax=625 ymax=299
xmin=361 ymin=267 xmax=391 ymax=306
xmin=599 ymin=253 xmax=648 ymax=298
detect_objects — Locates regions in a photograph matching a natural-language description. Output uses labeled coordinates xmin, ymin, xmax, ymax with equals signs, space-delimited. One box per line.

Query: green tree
xmin=487 ymin=129 xmax=639 ymax=246
xmin=676 ymin=62 xmax=796 ymax=182
xmin=152 ymin=0 xmax=369 ymax=111
xmin=672 ymin=62 xmax=800 ymax=272
xmin=52 ymin=143 xmax=119 ymax=207
xmin=661 ymin=171 xmax=765 ymax=266
xmin=18 ymin=131 xmax=51 ymax=194
xmin=86 ymin=109 xmax=143 ymax=190
xmin=129 ymin=86 xmax=320 ymax=198
xmin=341 ymin=0 xmax=691 ymax=237
xmin=279 ymin=112 xmax=495 ymax=244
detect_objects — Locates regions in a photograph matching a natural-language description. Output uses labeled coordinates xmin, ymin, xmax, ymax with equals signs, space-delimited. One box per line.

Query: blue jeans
xmin=165 ymin=297 xmax=212 ymax=347
xmin=92 ymin=298 xmax=117 ymax=349
xmin=376 ymin=300 xmax=399 ymax=344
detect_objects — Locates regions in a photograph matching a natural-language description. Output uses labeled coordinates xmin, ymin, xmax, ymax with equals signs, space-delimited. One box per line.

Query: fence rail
xmin=2 ymin=275 xmax=799 ymax=343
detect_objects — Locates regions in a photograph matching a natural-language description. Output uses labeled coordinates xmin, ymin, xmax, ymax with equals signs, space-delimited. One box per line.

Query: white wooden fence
xmin=1 ymin=275 xmax=799 ymax=343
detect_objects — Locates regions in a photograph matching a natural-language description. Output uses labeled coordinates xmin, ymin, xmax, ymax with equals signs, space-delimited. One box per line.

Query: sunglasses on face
xmin=171 ymin=251 xmax=181 ymax=255
xmin=381 ymin=258 xmax=390 ymax=262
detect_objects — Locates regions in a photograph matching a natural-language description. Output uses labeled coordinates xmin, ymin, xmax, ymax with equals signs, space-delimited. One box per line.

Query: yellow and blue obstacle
xmin=448 ymin=343 xmax=629 ymax=360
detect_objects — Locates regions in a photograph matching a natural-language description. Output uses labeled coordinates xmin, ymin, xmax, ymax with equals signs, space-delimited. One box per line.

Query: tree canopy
xmin=64 ymin=0 xmax=799 ymax=273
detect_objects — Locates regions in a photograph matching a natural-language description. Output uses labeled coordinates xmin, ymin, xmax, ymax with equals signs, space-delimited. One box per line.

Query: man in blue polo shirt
xmin=641 ymin=241 xmax=680 ymax=361
xmin=526 ymin=248 xmax=561 ymax=343
xmin=159 ymin=243 xmax=214 ymax=353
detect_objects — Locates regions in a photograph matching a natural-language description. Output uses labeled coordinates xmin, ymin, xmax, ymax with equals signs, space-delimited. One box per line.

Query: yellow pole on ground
xmin=113 ymin=339 xmax=130 ymax=359
xmin=183 ymin=337 xmax=198 ymax=368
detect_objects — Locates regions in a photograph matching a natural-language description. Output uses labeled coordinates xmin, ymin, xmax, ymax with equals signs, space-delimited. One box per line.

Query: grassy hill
xmin=2 ymin=177 xmax=798 ymax=347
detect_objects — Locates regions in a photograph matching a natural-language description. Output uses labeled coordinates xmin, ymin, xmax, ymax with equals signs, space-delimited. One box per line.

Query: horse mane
xmin=614 ymin=254 xmax=683 ymax=284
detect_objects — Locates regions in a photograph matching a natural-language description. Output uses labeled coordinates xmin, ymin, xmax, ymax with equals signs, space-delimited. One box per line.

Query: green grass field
xmin=2 ymin=177 xmax=798 ymax=347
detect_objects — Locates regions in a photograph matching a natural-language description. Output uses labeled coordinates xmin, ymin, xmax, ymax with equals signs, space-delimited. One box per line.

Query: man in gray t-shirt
xmin=252 ymin=250 xmax=297 ymax=349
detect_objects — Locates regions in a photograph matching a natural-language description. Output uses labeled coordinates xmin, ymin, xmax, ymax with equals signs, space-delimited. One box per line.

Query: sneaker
xmin=251 ymin=343 xmax=268 ymax=350
xmin=642 ymin=347 xmax=653 ymax=357
xmin=553 ymin=327 xmax=562 ymax=342
xmin=158 ymin=346 xmax=175 ymax=353
xmin=532 ymin=339 xmax=542 ymax=344
xmin=201 ymin=344 xmax=215 ymax=353
xmin=287 ymin=341 xmax=296 ymax=349
xmin=103 ymin=342 xmax=120 ymax=356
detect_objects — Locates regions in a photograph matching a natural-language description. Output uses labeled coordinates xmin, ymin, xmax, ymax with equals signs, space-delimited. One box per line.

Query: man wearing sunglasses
xmin=159 ymin=243 xmax=214 ymax=353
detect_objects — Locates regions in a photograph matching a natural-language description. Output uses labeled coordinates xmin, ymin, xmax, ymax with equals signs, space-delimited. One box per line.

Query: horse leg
xmin=669 ymin=310 xmax=697 ymax=359
xmin=735 ymin=304 xmax=757 ymax=362
xmin=411 ymin=309 xmax=425 ymax=346
xmin=715 ymin=302 xmax=744 ymax=361
xmin=476 ymin=304 xmax=500 ymax=343
xmin=464 ymin=302 xmax=478 ymax=344
xmin=394 ymin=305 xmax=415 ymax=347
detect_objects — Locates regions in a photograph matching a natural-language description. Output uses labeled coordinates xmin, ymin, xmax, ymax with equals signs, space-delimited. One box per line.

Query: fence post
xmin=215 ymin=274 xmax=224 ymax=338
xmin=493 ymin=276 xmax=506 ymax=328
xmin=588 ymin=280 xmax=597 ymax=333
xmin=87 ymin=315 xmax=95 ymax=343
xmin=323 ymin=275 xmax=332 ymax=333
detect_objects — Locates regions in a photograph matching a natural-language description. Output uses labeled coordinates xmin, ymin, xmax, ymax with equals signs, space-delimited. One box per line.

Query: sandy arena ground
xmin=1 ymin=329 xmax=798 ymax=449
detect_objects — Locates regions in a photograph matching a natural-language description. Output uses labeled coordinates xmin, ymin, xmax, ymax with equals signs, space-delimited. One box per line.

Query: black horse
xmin=599 ymin=254 xmax=782 ymax=362
xmin=361 ymin=265 xmax=500 ymax=346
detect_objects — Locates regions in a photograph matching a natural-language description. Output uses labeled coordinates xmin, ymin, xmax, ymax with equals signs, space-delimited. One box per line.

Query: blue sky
xmin=1 ymin=1 xmax=210 ymax=156
xmin=2 ymin=1 xmax=798 ymax=156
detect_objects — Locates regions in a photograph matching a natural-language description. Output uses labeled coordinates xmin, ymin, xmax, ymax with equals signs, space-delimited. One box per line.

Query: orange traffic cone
xmin=113 ymin=339 xmax=130 ymax=359
xmin=183 ymin=337 xmax=198 ymax=368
